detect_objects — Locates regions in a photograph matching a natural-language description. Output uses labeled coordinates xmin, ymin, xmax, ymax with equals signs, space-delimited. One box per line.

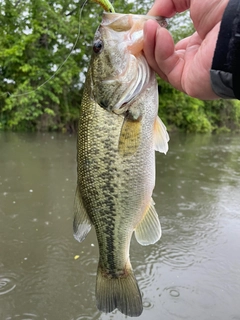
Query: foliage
xmin=158 ymin=78 xmax=240 ymax=133
xmin=158 ymin=79 xmax=212 ymax=133
xmin=0 ymin=0 xmax=96 ymax=131
xmin=0 ymin=0 xmax=239 ymax=132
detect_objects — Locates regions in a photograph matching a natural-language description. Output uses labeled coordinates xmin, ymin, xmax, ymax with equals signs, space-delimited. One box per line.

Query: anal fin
xmin=73 ymin=185 xmax=92 ymax=243
xmin=135 ymin=198 xmax=161 ymax=246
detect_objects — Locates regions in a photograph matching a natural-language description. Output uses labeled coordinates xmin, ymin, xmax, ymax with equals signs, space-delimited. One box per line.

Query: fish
xmin=73 ymin=12 xmax=169 ymax=317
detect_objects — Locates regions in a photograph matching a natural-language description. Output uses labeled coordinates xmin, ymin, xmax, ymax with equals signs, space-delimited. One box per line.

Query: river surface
xmin=0 ymin=132 xmax=240 ymax=320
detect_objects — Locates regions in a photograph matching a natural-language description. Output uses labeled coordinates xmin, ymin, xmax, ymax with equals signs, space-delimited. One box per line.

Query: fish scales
xmin=74 ymin=12 xmax=169 ymax=317
xmin=78 ymin=80 xmax=154 ymax=273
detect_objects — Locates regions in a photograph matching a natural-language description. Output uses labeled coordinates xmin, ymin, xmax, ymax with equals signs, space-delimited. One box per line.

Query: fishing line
xmin=3 ymin=0 xmax=88 ymax=99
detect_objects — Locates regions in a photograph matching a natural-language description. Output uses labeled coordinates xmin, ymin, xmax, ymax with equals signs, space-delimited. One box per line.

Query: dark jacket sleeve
xmin=210 ymin=0 xmax=240 ymax=99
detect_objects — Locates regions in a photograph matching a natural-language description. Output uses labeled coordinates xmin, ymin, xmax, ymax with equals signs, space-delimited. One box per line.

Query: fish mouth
xmin=102 ymin=12 xmax=167 ymax=29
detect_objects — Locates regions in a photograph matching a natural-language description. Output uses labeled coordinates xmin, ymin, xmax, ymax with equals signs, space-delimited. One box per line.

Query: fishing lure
xmin=92 ymin=0 xmax=115 ymax=12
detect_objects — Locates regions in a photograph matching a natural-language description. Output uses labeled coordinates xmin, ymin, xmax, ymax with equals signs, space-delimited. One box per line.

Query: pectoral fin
xmin=118 ymin=117 xmax=141 ymax=157
xmin=73 ymin=185 xmax=92 ymax=242
xmin=154 ymin=116 xmax=169 ymax=154
xmin=135 ymin=198 xmax=161 ymax=246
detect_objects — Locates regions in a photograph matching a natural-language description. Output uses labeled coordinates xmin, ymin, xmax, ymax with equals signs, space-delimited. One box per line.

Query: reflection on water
xmin=0 ymin=132 xmax=240 ymax=320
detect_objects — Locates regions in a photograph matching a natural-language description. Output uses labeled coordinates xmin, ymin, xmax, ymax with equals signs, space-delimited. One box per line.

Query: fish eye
xmin=93 ymin=39 xmax=103 ymax=54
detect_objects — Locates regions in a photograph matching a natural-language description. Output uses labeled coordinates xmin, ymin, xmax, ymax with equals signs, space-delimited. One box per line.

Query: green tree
xmin=0 ymin=1 xmax=239 ymax=132
xmin=0 ymin=0 xmax=98 ymax=131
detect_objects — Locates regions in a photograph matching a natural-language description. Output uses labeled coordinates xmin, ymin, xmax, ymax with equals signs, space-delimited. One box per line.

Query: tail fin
xmin=96 ymin=263 xmax=143 ymax=317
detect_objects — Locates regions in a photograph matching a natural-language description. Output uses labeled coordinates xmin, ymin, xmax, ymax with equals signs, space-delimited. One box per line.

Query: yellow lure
xmin=92 ymin=0 xmax=115 ymax=12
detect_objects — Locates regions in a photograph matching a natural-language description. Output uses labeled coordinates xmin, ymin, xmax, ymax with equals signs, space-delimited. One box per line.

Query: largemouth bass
xmin=73 ymin=12 xmax=169 ymax=317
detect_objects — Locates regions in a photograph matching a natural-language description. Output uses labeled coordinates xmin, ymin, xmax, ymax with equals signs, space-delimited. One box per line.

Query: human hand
xmin=143 ymin=0 xmax=229 ymax=99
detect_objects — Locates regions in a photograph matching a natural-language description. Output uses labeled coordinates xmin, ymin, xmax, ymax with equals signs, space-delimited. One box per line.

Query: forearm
xmin=211 ymin=0 xmax=240 ymax=99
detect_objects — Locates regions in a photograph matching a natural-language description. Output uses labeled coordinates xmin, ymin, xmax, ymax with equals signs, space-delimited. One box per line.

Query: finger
xmin=148 ymin=0 xmax=191 ymax=17
xmin=143 ymin=20 xmax=168 ymax=81
xmin=175 ymin=36 xmax=192 ymax=50
xmin=144 ymin=20 xmax=185 ymax=90
xmin=154 ymin=26 xmax=185 ymax=90
xmin=148 ymin=0 xmax=176 ymax=17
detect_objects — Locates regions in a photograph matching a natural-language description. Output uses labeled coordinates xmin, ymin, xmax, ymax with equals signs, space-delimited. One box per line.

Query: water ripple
xmin=73 ymin=243 xmax=98 ymax=276
xmin=161 ymin=245 xmax=196 ymax=269
xmin=164 ymin=286 xmax=181 ymax=298
xmin=0 ymin=275 xmax=17 ymax=295
xmin=72 ymin=310 xmax=100 ymax=320
xmin=5 ymin=314 xmax=44 ymax=320
xmin=142 ymin=299 xmax=153 ymax=310
xmin=74 ymin=316 xmax=96 ymax=320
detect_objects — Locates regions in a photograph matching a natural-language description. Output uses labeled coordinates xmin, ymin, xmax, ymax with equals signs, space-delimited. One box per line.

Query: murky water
xmin=0 ymin=132 xmax=240 ymax=320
